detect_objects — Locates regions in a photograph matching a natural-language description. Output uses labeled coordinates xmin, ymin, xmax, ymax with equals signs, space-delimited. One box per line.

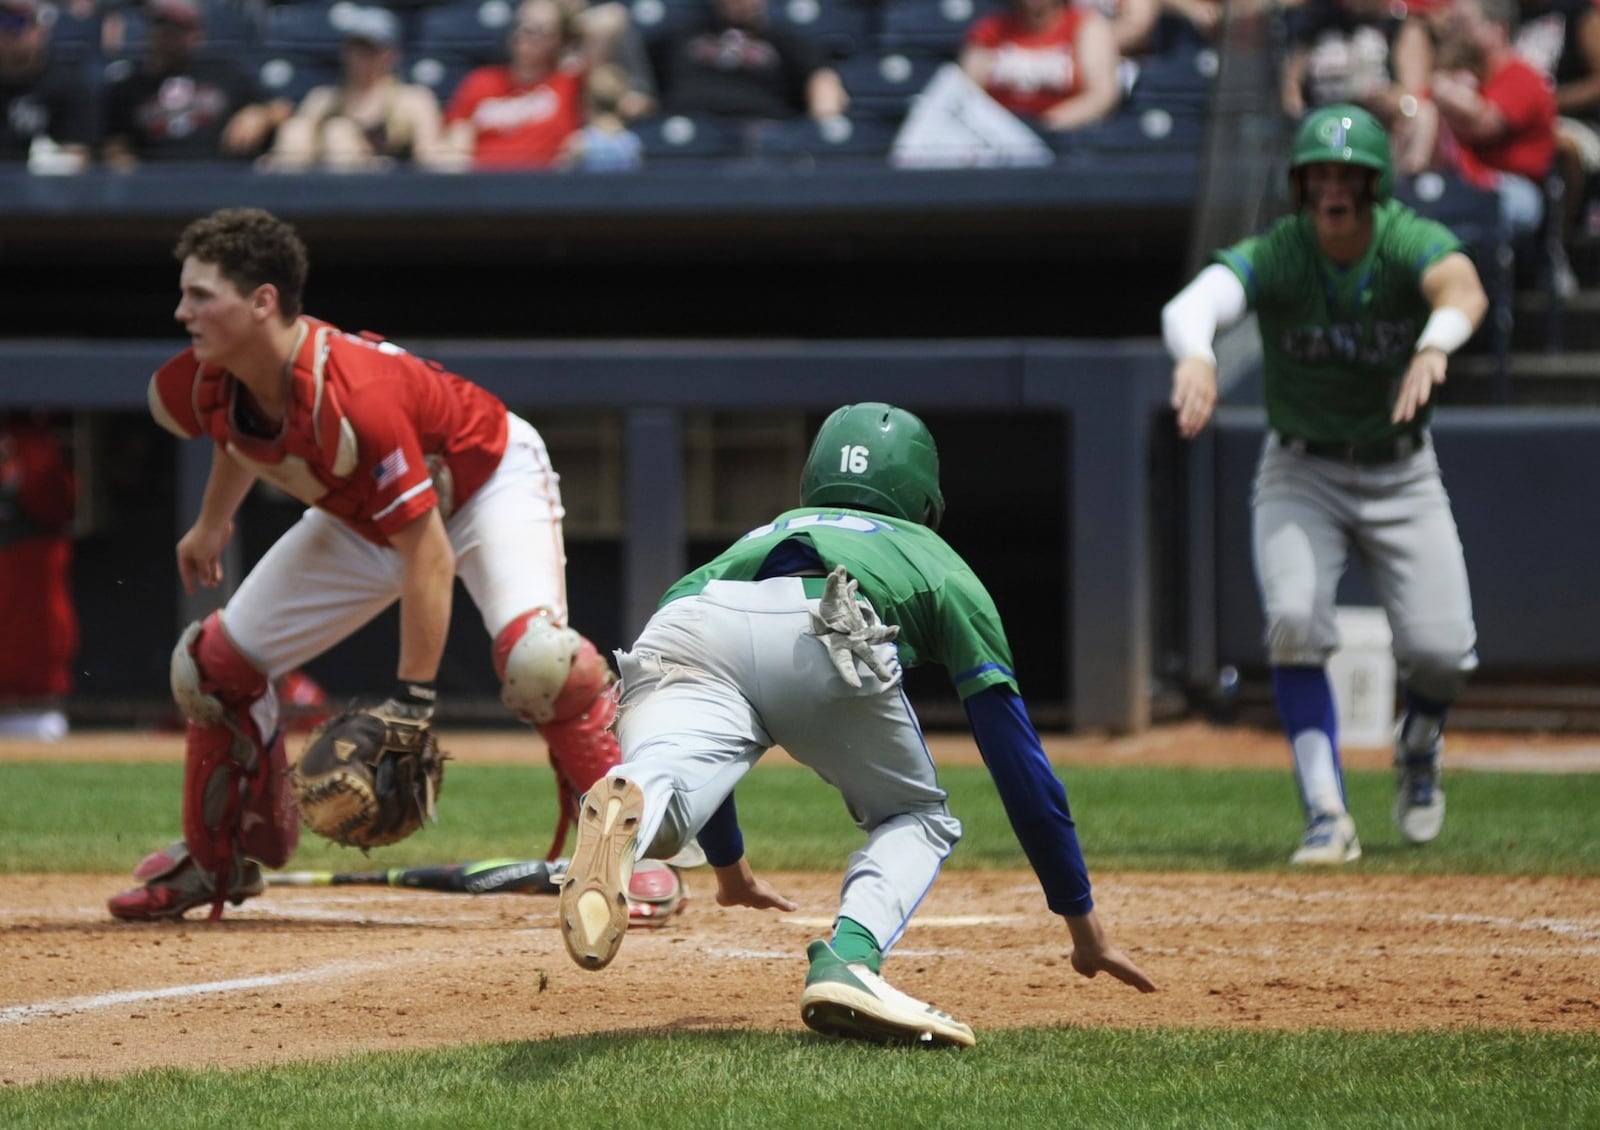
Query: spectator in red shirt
xmin=438 ymin=0 xmax=631 ymax=170
xmin=1434 ymin=0 xmax=1557 ymax=235
xmin=960 ymin=0 xmax=1122 ymax=133
xmin=1372 ymin=0 xmax=1556 ymax=235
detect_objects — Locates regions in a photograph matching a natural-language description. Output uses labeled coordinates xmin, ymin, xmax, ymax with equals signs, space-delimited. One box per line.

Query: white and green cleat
xmin=798 ymin=940 xmax=975 ymax=1048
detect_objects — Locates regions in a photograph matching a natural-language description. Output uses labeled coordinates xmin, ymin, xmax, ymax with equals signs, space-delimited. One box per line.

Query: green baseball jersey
xmin=1214 ymin=198 xmax=1462 ymax=443
xmin=661 ymin=507 xmax=1020 ymax=700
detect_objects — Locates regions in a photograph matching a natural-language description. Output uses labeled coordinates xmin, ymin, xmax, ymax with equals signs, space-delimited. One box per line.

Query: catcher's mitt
xmin=293 ymin=706 xmax=446 ymax=850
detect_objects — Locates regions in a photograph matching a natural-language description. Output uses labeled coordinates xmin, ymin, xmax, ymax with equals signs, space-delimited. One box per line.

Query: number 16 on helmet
xmin=799 ymin=403 xmax=946 ymax=530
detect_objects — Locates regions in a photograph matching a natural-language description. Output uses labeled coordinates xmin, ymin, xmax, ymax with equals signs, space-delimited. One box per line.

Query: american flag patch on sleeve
xmin=374 ymin=447 xmax=410 ymax=488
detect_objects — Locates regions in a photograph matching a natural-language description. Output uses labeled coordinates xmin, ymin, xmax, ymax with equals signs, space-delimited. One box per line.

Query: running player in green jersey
xmin=1161 ymin=104 xmax=1489 ymax=865
xmin=556 ymin=403 xmax=1157 ymax=1047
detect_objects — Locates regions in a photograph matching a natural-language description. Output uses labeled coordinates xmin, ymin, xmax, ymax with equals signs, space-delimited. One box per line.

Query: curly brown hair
xmin=174 ymin=208 xmax=309 ymax=320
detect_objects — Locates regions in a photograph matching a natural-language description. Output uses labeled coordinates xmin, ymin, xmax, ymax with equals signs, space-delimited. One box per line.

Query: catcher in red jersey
xmin=110 ymin=207 xmax=657 ymax=921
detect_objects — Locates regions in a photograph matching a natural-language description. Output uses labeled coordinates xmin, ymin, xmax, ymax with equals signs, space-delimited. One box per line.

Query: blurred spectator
xmin=101 ymin=0 xmax=291 ymax=168
xmin=1515 ymin=0 xmax=1600 ymax=253
xmin=0 ymin=413 xmax=78 ymax=741
xmin=0 ymin=0 xmax=94 ymax=171
xmin=263 ymin=5 xmax=447 ymax=171
xmin=439 ymin=0 xmax=631 ymax=170
xmin=1080 ymin=0 xmax=1161 ymax=57
xmin=651 ymin=0 xmax=849 ymax=121
xmin=960 ymin=0 xmax=1122 ymax=133
xmin=559 ymin=61 xmax=644 ymax=170
xmin=560 ymin=0 xmax=657 ymax=120
xmin=1280 ymin=0 xmax=1429 ymax=119
xmin=1409 ymin=0 xmax=1557 ymax=238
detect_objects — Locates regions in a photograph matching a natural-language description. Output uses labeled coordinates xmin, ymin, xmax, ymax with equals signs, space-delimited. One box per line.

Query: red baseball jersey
xmin=966 ymin=6 xmax=1089 ymax=119
xmin=148 ymin=319 xmax=509 ymax=546
xmin=445 ymin=63 xmax=586 ymax=169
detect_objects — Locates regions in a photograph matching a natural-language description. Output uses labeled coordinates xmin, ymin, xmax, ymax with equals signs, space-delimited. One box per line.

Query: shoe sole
xmin=1290 ymin=834 xmax=1362 ymax=866
xmin=559 ymin=776 xmax=644 ymax=970
xmin=799 ymin=982 xmax=976 ymax=1048
xmin=1289 ymin=842 xmax=1362 ymax=865
xmin=1396 ymin=791 xmax=1446 ymax=845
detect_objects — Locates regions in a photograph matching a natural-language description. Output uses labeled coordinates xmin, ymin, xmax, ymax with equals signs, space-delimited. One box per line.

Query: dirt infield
xmin=3 ymin=723 xmax=1599 ymax=1086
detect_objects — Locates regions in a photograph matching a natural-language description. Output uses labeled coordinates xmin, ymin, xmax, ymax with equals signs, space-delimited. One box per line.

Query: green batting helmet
xmin=1289 ymin=103 xmax=1393 ymax=201
xmin=799 ymin=403 xmax=945 ymax=530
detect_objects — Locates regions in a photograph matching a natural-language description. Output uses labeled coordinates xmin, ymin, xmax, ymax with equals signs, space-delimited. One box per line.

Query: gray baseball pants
xmin=1252 ymin=433 xmax=1479 ymax=703
xmin=610 ymin=577 xmax=962 ymax=954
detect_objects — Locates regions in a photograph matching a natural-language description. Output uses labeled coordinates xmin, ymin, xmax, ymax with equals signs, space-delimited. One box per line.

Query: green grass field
xmin=2 ymin=758 xmax=1597 ymax=1126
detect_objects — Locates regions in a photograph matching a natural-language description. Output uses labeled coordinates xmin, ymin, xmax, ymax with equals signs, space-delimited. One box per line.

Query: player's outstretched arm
xmin=712 ymin=858 xmax=799 ymax=912
xmin=1393 ymin=251 xmax=1488 ymax=424
xmin=1161 ymin=263 xmax=1248 ymax=439
xmin=1066 ymin=910 xmax=1158 ymax=992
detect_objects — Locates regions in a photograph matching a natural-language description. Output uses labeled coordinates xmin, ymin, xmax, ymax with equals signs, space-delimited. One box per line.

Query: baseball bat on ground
xmin=265 ymin=857 xmax=565 ymax=895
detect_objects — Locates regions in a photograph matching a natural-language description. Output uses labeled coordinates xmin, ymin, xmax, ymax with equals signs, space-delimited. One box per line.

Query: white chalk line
xmin=1452 ymin=749 xmax=1600 ymax=773
xmin=782 ymin=915 xmax=1018 ymax=930
xmin=0 ymin=957 xmax=390 ymax=1025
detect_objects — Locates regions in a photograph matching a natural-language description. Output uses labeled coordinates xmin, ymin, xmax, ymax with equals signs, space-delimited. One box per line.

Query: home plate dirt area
xmin=3 ymin=723 xmax=1598 ymax=1085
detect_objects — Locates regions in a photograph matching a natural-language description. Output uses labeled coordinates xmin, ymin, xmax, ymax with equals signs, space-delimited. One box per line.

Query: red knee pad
xmin=189 ymin=611 xmax=269 ymax=707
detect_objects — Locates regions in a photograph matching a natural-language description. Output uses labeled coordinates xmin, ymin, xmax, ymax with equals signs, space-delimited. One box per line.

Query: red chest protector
xmin=188 ymin=323 xmax=361 ymax=507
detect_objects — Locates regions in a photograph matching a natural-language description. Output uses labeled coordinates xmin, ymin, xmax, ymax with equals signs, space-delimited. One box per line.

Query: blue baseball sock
xmin=1272 ymin=665 xmax=1348 ymax=815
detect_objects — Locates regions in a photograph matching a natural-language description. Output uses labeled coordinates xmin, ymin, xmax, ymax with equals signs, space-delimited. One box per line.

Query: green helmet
xmin=799 ymin=403 xmax=945 ymax=530
xmin=1289 ymin=103 xmax=1393 ymax=200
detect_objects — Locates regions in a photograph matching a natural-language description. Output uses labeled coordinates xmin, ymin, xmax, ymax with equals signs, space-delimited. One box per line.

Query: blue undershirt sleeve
xmin=695 ymin=793 xmax=745 ymax=868
xmin=964 ymin=685 xmax=1094 ymax=917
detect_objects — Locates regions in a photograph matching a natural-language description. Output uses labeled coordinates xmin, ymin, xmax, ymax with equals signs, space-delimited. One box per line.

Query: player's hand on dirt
xmin=176 ymin=519 xmax=234 ymax=594
xmin=1065 ymin=911 xmax=1158 ymax=992
xmin=1171 ymin=356 xmax=1218 ymax=439
xmin=1393 ymin=348 xmax=1449 ymax=424
xmin=1070 ymin=943 xmax=1158 ymax=992
xmin=712 ymin=859 xmax=798 ymax=912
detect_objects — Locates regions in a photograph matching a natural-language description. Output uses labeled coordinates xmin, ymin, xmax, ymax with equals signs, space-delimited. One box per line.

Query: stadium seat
xmin=627 ymin=0 xmax=707 ymax=44
xmin=1060 ymin=105 xmax=1207 ymax=156
xmin=412 ymin=0 xmax=516 ymax=64
xmin=1394 ymin=171 xmax=1512 ymax=385
xmin=261 ymin=2 xmax=358 ymax=61
xmin=876 ymin=0 xmax=1001 ymax=57
xmin=254 ymin=50 xmax=340 ymax=105
xmin=833 ymin=50 xmax=942 ymax=123
xmin=754 ymin=114 xmax=895 ymax=162
xmin=633 ymin=113 xmax=744 ymax=160
xmin=40 ymin=3 xmax=104 ymax=60
xmin=407 ymin=52 xmax=478 ymax=108
xmin=1126 ymin=42 xmax=1218 ymax=112
xmin=769 ymin=0 xmax=875 ymax=61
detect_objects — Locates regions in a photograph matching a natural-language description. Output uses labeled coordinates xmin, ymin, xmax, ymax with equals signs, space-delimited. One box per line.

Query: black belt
xmin=1277 ymin=430 xmax=1424 ymax=465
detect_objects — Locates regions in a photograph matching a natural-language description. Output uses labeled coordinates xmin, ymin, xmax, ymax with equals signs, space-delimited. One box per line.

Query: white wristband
xmin=1415 ymin=307 xmax=1474 ymax=355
